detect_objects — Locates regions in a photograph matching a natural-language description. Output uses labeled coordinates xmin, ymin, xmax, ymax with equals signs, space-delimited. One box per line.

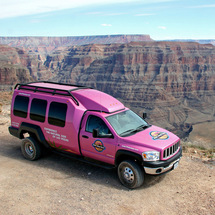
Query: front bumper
xmin=143 ymin=146 xmax=182 ymax=175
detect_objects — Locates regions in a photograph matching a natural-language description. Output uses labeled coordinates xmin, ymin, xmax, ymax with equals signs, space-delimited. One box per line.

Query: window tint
xmin=30 ymin=98 xmax=47 ymax=122
xmin=13 ymin=95 xmax=29 ymax=118
xmin=86 ymin=115 xmax=111 ymax=135
xmin=48 ymin=102 xmax=67 ymax=127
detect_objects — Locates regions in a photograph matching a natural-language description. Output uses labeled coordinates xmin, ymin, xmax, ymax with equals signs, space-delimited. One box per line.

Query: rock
xmin=1 ymin=40 xmax=215 ymax=138
xmin=0 ymin=35 xmax=153 ymax=54
xmin=44 ymin=41 xmax=215 ymax=138
xmin=0 ymin=45 xmax=34 ymax=87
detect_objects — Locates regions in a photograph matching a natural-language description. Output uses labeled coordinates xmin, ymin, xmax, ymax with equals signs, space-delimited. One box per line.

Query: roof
xmin=73 ymin=89 xmax=125 ymax=113
xmin=15 ymin=81 xmax=125 ymax=113
xmin=28 ymin=82 xmax=77 ymax=91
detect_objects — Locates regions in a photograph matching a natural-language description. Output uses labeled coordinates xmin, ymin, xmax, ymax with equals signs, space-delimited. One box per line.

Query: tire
xmin=21 ymin=137 xmax=42 ymax=161
xmin=117 ymin=160 xmax=144 ymax=189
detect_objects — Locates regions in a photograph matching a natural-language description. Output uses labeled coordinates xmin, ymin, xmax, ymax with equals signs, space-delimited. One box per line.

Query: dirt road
xmin=0 ymin=106 xmax=214 ymax=215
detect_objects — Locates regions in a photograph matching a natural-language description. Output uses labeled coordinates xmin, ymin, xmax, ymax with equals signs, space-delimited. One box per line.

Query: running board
xmin=52 ymin=150 xmax=115 ymax=170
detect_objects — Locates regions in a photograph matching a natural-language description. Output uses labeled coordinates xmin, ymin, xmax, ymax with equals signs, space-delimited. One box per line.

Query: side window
xmin=30 ymin=98 xmax=47 ymax=122
xmin=48 ymin=102 xmax=67 ymax=127
xmin=86 ymin=115 xmax=111 ymax=135
xmin=13 ymin=95 xmax=29 ymax=118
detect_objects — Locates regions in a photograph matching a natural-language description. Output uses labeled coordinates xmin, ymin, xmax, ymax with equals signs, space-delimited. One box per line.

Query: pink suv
xmin=9 ymin=81 xmax=182 ymax=188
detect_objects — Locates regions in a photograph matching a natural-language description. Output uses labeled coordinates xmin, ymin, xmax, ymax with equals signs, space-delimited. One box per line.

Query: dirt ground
xmin=0 ymin=101 xmax=215 ymax=215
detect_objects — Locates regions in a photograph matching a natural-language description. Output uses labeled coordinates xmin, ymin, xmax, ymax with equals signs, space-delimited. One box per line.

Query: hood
xmin=120 ymin=125 xmax=180 ymax=151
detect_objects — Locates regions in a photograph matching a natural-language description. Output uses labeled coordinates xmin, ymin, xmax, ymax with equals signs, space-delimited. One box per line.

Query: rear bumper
xmin=143 ymin=146 xmax=182 ymax=175
xmin=8 ymin=126 xmax=19 ymax=138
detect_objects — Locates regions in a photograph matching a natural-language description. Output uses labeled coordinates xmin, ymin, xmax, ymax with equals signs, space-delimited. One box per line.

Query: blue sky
xmin=0 ymin=0 xmax=214 ymax=40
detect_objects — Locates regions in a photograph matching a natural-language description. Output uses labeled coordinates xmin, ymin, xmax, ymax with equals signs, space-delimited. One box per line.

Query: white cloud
xmin=29 ymin=19 xmax=42 ymax=23
xmin=0 ymin=0 xmax=177 ymax=19
xmin=105 ymin=13 xmax=127 ymax=16
xmin=86 ymin=12 xmax=126 ymax=16
xmin=101 ymin=24 xmax=112 ymax=27
xmin=135 ymin=13 xmax=155 ymax=16
xmin=189 ymin=4 xmax=215 ymax=8
xmin=0 ymin=0 xmax=136 ymax=19
xmin=158 ymin=26 xmax=167 ymax=30
xmin=86 ymin=12 xmax=102 ymax=15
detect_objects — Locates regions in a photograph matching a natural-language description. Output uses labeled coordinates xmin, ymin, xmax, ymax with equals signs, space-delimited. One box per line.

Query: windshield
xmin=106 ymin=110 xmax=150 ymax=137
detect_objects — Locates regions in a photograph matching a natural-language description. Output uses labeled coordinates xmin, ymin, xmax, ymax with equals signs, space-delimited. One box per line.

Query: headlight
xmin=142 ymin=151 xmax=160 ymax=161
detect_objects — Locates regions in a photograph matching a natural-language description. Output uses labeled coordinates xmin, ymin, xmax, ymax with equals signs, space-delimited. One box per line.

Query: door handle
xmin=82 ymin=135 xmax=89 ymax=139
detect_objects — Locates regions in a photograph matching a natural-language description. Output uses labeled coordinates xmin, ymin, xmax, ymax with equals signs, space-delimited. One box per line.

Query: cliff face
xmin=44 ymin=42 xmax=215 ymax=137
xmin=1 ymin=41 xmax=215 ymax=137
xmin=0 ymin=44 xmax=53 ymax=88
xmin=167 ymin=39 xmax=215 ymax=46
xmin=0 ymin=45 xmax=33 ymax=90
xmin=0 ymin=35 xmax=153 ymax=53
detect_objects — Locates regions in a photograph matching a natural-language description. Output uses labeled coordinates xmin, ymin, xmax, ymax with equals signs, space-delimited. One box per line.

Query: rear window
xmin=13 ymin=95 xmax=29 ymax=118
xmin=30 ymin=98 xmax=47 ymax=122
xmin=48 ymin=102 xmax=67 ymax=127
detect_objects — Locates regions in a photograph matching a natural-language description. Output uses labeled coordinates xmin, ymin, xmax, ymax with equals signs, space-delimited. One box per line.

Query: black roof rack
xmin=14 ymin=81 xmax=92 ymax=106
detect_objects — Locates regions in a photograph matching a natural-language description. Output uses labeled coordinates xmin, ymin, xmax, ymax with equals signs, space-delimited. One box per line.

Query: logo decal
xmin=92 ymin=140 xmax=106 ymax=152
xmin=150 ymin=131 xmax=169 ymax=140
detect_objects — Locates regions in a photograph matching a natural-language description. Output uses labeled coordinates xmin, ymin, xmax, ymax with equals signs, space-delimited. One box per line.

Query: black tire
xmin=117 ymin=160 xmax=144 ymax=189
xmin=21 ymin=137 xmax=42 ymax=161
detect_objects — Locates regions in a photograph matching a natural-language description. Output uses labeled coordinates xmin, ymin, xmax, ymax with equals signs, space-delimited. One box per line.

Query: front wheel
xmin=21 ymin=137 xmax=42 ymax=161
xmin=117 ymin=160 xmax=144 ymax=189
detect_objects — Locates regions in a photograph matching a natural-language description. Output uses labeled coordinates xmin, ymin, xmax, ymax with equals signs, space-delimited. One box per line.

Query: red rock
xmin=0 ymin=40 xmax=215 ymax=138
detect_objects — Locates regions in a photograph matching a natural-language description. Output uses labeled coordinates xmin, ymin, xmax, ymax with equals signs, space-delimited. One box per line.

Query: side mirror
xmin=93 ymin=129 xmax=99 ymax=138
xmin=143 ymin=112 xmax=147 ymax=119
xmin=93 ymin=129 xmax=114 ymax=138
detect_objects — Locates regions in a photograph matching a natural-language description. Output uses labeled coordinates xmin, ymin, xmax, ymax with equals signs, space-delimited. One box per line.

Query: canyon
xmin=0 ymin=35 xmax=153 ymax=53
xmin=166 ymin=39 xmax=215 ymax=46
xmin=0 ymin=36 xmax=215 ymax=139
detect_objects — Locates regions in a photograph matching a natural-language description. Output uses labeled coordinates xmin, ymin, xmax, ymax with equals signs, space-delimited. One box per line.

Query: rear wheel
xmin=21 ymin=137 xmax=42 ymax=161
xmin=117 ymin=160 xmax=144 ymax=189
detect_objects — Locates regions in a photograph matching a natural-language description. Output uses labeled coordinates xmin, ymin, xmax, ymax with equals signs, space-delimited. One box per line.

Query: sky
xmin=0 ymin=0 xmax=214 ymax=40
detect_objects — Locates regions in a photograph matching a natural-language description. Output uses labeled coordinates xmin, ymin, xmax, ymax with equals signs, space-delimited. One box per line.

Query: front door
xmin=79 ymin=114 xmax=116 ymax=165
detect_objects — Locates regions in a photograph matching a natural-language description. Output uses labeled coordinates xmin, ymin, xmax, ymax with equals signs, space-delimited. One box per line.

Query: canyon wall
xmin=44 ymin=42 xmax=215 ymax=137
xmin=0 ymin=40 xmax=215 ymax=138
xmin=0 ymin=45 xmax=33 ymax=90
xmin=166 ymin=39 xmax=215 ymax=46
xmin=0 ymin=35 xmax=153 ymax=53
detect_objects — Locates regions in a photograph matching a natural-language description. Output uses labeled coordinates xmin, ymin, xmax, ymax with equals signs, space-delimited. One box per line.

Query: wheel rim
xmin=122 ymin=166 xmax=134 ymax=183
xmin=25 ymin=142 xmax=34 ymax=157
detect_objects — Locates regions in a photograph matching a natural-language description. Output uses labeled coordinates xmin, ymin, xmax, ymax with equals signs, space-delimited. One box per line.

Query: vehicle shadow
xmin=0 ymin=135 xmax=166 ymax=190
